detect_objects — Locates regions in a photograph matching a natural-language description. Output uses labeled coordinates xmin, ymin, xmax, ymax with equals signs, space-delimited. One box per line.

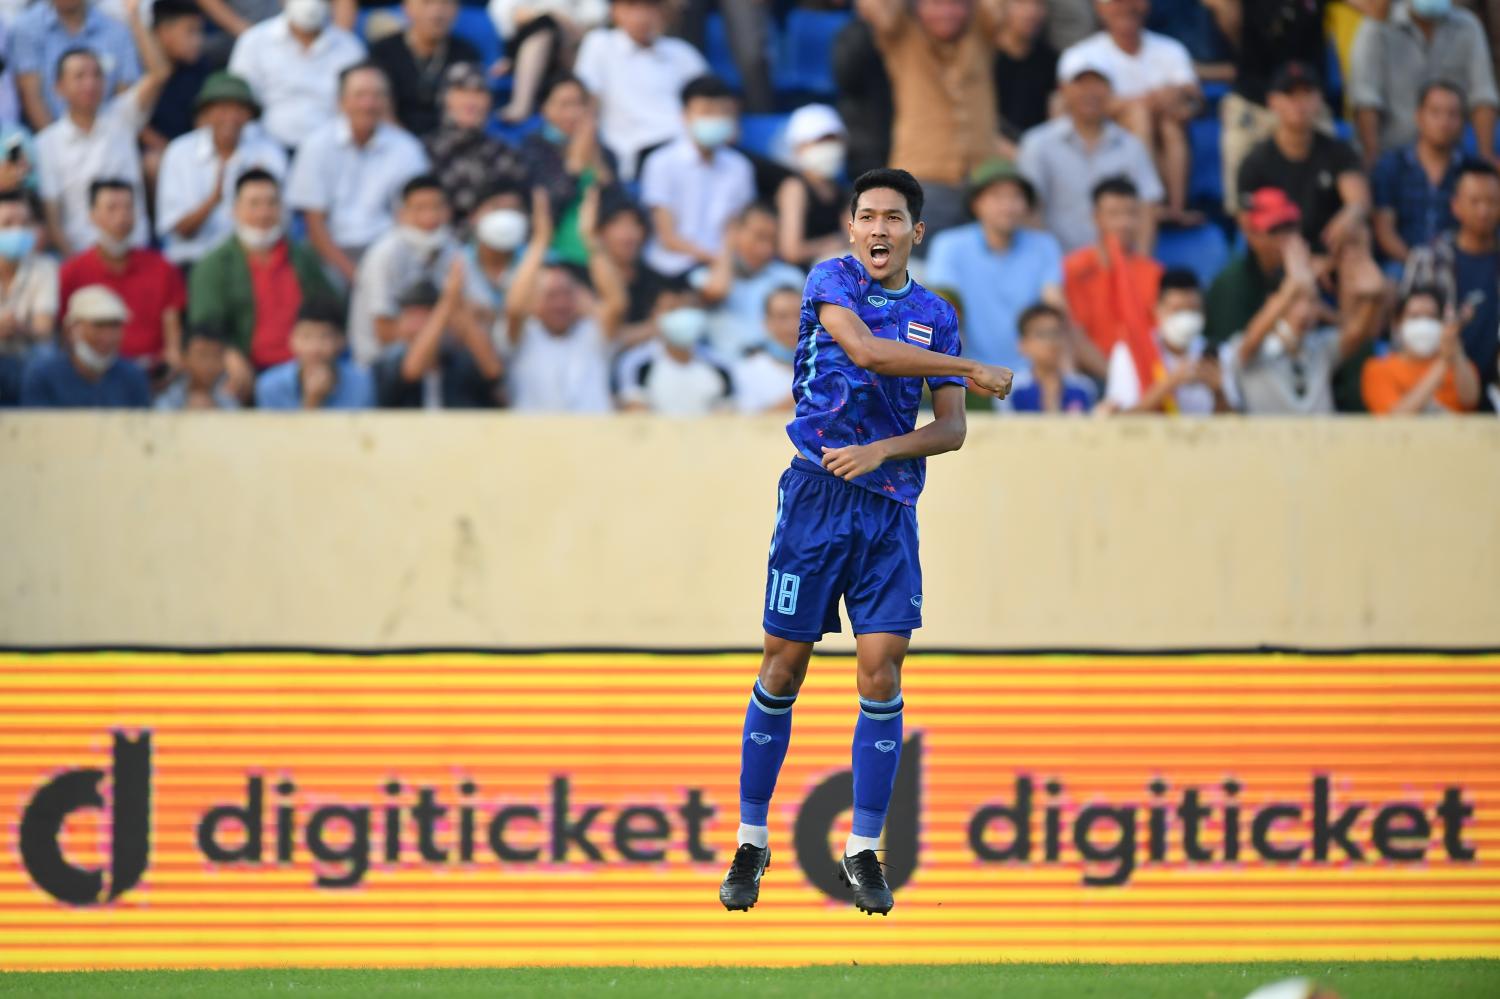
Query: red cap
xmin=1242 ymin=187 xmax=1302 ymax=233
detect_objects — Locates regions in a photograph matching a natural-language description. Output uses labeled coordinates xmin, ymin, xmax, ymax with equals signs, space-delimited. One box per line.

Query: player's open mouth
xmin=869 ymin=244 xmax=891 ymax=266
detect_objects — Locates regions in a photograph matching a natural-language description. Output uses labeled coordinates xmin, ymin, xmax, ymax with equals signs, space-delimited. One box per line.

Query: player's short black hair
xmin=401 ymin=174 xmax=446 ymax=203
xmin=849 ymin=168 xmax=925 ymax=223
xmin=88 ymin=177 xmax=133 ymax=207
xmin=55 ymin=46 xmax=100 ymax=83
xmin=1016 ymin=302 xmax=1064 ymax=337
xmin=1399 ymin=283 xmax=1447 ymax=313
xmin=1091 ymin=175 xmax=1140 ymax=205
xmin=297 ymin=295 xmax=347 ymax=331
xmin=1158 ymin=267 xmax=1201 ymax=300
xmin=680 ymin=74 xmax=736 ymax=105
xmin=152 ymin=0 xmax=202 ymax=26
xmin=763 ymin=284 xmax=801 ymax=315
xmin=235 ymin=167 xmax=279 ymax=196
xmin=1455 ymin=158 xmax=1500 ymax=188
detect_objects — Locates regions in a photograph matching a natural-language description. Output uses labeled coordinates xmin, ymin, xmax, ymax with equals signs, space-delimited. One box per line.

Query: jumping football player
xmin=718 ymin=168 xmax=1013 ymax=915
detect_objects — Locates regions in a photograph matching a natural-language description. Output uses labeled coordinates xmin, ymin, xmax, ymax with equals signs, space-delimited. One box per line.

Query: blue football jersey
xmin=787 ymin=255 xmax=965 ymax=506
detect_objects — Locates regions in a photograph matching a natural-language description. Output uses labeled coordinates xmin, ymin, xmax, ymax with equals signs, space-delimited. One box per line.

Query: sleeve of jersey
xmin=925 ymin=307 xmax=967 ymax=392
xmin=802 ymin=258 xmax=862 ymax=316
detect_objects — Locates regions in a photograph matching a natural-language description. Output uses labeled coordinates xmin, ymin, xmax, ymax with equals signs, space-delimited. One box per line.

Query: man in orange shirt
xmin=1362 ymin=285 xmax=1480 ymax=415
xmin=1063 ymin=174 xmax=1157 ymax=386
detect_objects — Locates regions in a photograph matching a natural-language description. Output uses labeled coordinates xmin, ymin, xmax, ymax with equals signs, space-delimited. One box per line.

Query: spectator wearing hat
xmin=699 ymin=200 xmax=804 ymax=357
xmin=858 ymin=0 xmax=1006 ymax=236
xmin=254 ymin=295 xmax=373 ymax=409
xmin=1063 ymin=175 xmax=1162 ymax=375
xmin=574 ymin=0 xmax=708 ymax=181
xmin=11 ymin=0 xmax=141 ymax=129
xmin=189 ymin=168 xmax=339 ymax=391
xmin=368 ymin=0 xmax=479 ymax=138
xmin=1372 ymin=80 xmax=1467 ymax=266
xmin=19 ymin=284 xmax=149 ymax=407
xmin=373 ymin=262 xmax=504 ymax=408
xmin=1019 ymin=58 xmax=1163 ymax=253
xmin=926 ymin=157 xmax=1071 ymax=378
xmin=35 ymin=3 xmax=172 ymax=257
xmin=775 ymin=103 xmax=851 ymax=268
xmin=144 ymin=0 xmax=211 ymax=149
xmin=59 ymin=178 xmax=185 ymax=368
xmin=153 ymin=324 xmax=243 ymax=410
xmin=1351 ymin=0 xmax=1499 ymax=169
xmin=228 ymin=0 xmax=367 ymax=150
xmin=992 ymin=0 xmax=1059 ymax=142
xmin=519 ymin=72 xmax=617 ymax=267
xmin=423 ymin=62 xmax=530 ymax=228
xmin=1362 ymin=283 xmax=1480 ymax=414
xmin=155 ymin=71 xmax=289 ymax=266
xmin=1205 ymin=186 xmax=1306 ymax=347
xmin=286 ymin=61 xmax=429 ymax=283
xmin=1058 ymin=0 xmax=1201 ymax=224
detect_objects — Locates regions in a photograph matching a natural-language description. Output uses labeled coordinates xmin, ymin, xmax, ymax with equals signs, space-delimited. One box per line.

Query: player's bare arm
xmin=816 ymin=301 xmax=1014 ymax=396
xmin=821 ymin=385 xmax=967 ymax=481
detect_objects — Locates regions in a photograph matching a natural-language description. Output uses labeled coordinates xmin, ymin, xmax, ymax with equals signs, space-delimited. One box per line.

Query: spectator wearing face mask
xmin=19 ymin=284 xmax=148 ymax=407
xmin=346 ymin=174 xmax=458 ymax=366
xmin=153 ymin=324 xmax=242 ymax=410
xmin=0 ymin=190 xmax=58 ymax=361
xmin=423 ymin=63 xmax=530 ymax=228
xmin=59 ymin=178 xmax=185 ymax=369
xmin=254 ymin=295 xmax=373 ymax=409
xmin=373 ymin=263 xmax=504 ymax=409
xmin=460 ymin=183 xmax=529 ymax=338
xmin=1103 ymin=266 xmax=1228 ymax=414
xmin=699 ymin=201 xmax=804 ymax=358
xmin=519 ymin=72 xmax=617 ymax=267
xmin=1363 ymin=284 xmax=1480 ymax=414
xmin=734 ymin=283 xmax=800 ymax=414
xmin=615 ymin=283 xmax=734 ymax=415
xmin=997 ymin=302 xmax=1097 ymax=414
xmin=188 ymin=168 xmax=339 ymax=398
xmin=637 ymin=75 xmax=753 ymax=280
xmin=775 ymin=104 xmax=851 ymax=268
xmin=228 ymin=0 xmax=366 ymax=151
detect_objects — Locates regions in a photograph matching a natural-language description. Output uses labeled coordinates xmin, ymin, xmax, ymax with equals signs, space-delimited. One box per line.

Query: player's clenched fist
xmin=820 ymin=443 xmax=888 ymax=480
xmin=969 ymin=364 xmax=1014 ymax=399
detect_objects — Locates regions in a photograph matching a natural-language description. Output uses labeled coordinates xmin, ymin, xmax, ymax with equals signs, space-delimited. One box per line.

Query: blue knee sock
xmin=739 ymin=679 xmax=797 ymax=827
xmin=851 ymin=693 xmax=904 ymax=838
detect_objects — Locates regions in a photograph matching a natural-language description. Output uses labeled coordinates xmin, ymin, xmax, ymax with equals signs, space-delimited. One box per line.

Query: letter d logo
xmin=19 ymin=732 xmax=151 ymax=905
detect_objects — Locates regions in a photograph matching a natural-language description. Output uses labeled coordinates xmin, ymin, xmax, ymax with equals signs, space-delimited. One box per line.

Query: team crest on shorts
xmin=905 ymin=322 xmax=933 ymax=346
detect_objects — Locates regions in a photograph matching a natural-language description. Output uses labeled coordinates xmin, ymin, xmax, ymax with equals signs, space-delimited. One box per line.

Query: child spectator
xmin=1103 ymin=266 xmax=1228 ymax=414
xmin=254 ymin=296 xmax=373 ymax=409
xmin=999 ymin=302 xmax=1097 ymax=414
xmin=153 ymin=325 xmax=242 ymax=410
xmin=19 ymin=284 xmax=149 ymax=407
xmin=1362 ymin=284 xmax=1481 ymax=414
xmin=368 ymin=0 xmax=479 ymax=137
xmin=144 ymin=0 xmax=210 ymax=148
xmin=374 ymin=265 xmax=504 ymax=409
xmin=615 ymin=285 xmax=735 ymax=416
xmin=228 ymin=0 xmax=366 ymax=150
xmin=700 ymin=201 xmax=803 ymax=357
xmin=734 ymin=284 xmax=802 ymax=414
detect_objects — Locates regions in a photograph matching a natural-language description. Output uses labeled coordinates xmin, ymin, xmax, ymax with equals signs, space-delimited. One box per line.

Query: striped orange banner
xmin=1 ymin=651 xmax=1497 ymax=969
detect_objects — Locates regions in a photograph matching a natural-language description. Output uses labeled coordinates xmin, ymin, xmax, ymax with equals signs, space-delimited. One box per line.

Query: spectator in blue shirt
xmin=925 ymin=158 xmax=1070 ymax=378
xmin=1372 ymin=80 xmax=1467 ymax=268
xmin=19 ymin=284 xmax=149 ymax=407
xmin=998 ymin=302 xmax=1097 ymax=414
xmin=254 ymin=297 xmax=373 ymax=410
xmin=11 ymin=0 xmax=143 ymax=130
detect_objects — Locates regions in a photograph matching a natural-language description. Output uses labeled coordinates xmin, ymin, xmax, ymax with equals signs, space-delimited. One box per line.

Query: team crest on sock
xmin=749 ymin=732 xmax=772 ymax=745
xmin=875 ymin=740 xmax=897 ymax=752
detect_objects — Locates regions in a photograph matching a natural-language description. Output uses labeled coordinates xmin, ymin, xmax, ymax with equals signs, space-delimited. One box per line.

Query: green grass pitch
xmin=1 ymin=961 xmax=1497 ymax=998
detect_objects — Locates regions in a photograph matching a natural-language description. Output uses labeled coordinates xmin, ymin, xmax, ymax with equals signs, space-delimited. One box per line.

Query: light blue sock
xmin=851 ymin=692 xmax=904 ymax=839
xmin=739 ymin=680 xmax=796 ymax=828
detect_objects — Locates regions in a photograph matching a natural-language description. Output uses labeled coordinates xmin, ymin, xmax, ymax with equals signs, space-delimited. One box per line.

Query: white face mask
xmin=658 ymin=307 xmax=708 ymax=348
xmin=476 ymin=209 xmax=527 ymax=252
xmin=74 ymin=337 xmax=116 ymax=374
xmin=796 ymin=140 xmax=846 ymax=179
xmin=1400 ymin=316 xmax=1445 ymax=358
xmin=1160 ymin=310 xmax=1204 ymax=351
xmin=688 ymin=116 xmax=736 ymax=149
xmin=284 ymin=0 xmax=329 ymax=32
xmin=236 ymin=223 xmax=283 ymax=252
xmin=399 ymin=224 xmax=451 ymax=254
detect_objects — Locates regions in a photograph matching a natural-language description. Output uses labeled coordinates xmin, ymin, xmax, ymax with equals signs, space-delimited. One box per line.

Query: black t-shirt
xmin=797 ymin=174 xmax=848 ymax=243
xmin=994 ymin=40 xmax=1059 ymax=139
xmin=1234 ymin=0 xmax=1327 ymax=106
xmin=1237 ymin=133 xmax=1360 ymax=250
xmin=374 ymin=343 xmax=498 ymax=409
xmin=368 ymin=33 xmax=481 ymax=138
xmin=626 ymin=265 xmax=670 ymax=324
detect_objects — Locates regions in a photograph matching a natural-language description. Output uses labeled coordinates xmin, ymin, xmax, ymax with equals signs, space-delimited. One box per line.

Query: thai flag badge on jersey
xmin=906 ymin=321 xmax=934 ymax=346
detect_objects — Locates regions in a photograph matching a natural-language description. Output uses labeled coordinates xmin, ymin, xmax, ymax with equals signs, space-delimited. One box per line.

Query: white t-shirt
xmin=229 ymin=16 xmax=367 ymax=149
xmin=639 ymin=136 xmax=755 ymax=276
xmin=34 ymin=84 xmax=151 ymax=253
xmin=285 ymin=118 xmax=429 ymax=250
xmin=347 ymin=228 xmax=460 ymax=366
xmin=616 ymin=339 xmax=733 ymax=416
xmin=509 ymin=315 xmax=612 ymax=413
xmin=733 ymin=348 xmax=794 ymax=414
xmin=573 ymin=27 xmax=707 ymax=179
xmin=155 ymin=123 xmax=289 ymax=264
xmin=1058 ymin=30 xmax=1197 ymax=100
xmin=1104 ymin=334 xmax=1217 ymax=415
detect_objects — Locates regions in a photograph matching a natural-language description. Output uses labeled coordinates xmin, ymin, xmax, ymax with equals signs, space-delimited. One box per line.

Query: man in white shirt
xmin=154 ymin=71 xmax=288 ymax=266
xmin=639 ymin=74 xmax=754 ymax=279
xmin=228 ymin=0 xmax=366 ymax=150
xmin=346 ymin=174 xmax=459 ymax=365
xmin=286 ymin=61 xmax=429 ymax=283
xmin=35 ymin=11 xmax=170 ymax=256
xmin=1058 ymin=0 xmax=1199 ymax=222
xmin=573 ymin=0 xmax=707 ymax=180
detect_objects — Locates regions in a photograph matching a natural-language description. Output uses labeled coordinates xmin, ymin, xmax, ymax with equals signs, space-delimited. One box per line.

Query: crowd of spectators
xmin=1 ymin=0 xmax=1498 ymax=417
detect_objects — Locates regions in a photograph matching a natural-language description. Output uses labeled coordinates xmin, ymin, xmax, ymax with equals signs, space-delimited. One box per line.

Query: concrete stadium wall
xmin=1 ymin=414 xmax=1497 ymax=649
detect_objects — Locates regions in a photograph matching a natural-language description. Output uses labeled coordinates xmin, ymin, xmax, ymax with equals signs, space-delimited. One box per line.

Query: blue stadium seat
xmin=454 ymin=7 xmax=502 ymax=69
xmin=1200 ymin=80 xmax=1229 ymax=114
xmin=776 ymin=10 xmax=851 ymax=98
xmin=738 ymin=113 xmax=789 ymax=159
xmin=1188 ymin=116 xmax=1223 ymax=208
xmin=704 ymin=14 xmax=743 ymax=91
xmin=1155 ymin=223 xmax=1231 ymax=288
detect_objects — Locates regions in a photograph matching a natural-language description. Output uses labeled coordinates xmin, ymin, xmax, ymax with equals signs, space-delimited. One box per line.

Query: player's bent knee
xmin=759 ymin=635 xmax=813 ymax=696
